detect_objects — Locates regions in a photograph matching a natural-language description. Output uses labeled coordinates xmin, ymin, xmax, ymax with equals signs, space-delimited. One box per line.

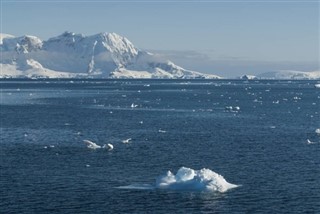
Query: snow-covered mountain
xmin=258 ymin=70 xmax=320 ymax=80
xmin=0 ymin=32 xmax=220 ymax=79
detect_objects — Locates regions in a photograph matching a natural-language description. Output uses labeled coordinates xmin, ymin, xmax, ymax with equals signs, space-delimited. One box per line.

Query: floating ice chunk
xmin=103 ymin=143 xmax=114 ymax=151
xmin=156 ymin=167 xmax=238 ymax=193
xmin=225 ymin=106 xmax=240 ymax=112
xmin=315 ymin=84 xmax=320 ymax=88
xmin=83 ymin=139 xmax=101 ymax=149
xmin=225 ymin=106 xmax=233 ymax=110
xmin=234 ymin=106 xmax=240 ymax=111
xmin=122 ymin=138 xmax=132 ymax=144
xmin=315 ymin=129 xmax=320 ymax=135
xmin=158 ymin=129 xmax=167 ymax=133
xmin=131 ymin=103 xmax=138 ymax=108
xmin=83 ymin=139 xmax=113 ymax=150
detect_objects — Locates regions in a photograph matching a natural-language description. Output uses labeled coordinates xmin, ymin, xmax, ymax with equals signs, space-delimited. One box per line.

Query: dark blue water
xmin=1 ymin=79 xmax=319 ymax=213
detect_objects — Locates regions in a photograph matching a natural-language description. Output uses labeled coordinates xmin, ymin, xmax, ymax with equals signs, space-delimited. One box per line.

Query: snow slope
xmin=0 ymin=32 xmax=220 ymax=79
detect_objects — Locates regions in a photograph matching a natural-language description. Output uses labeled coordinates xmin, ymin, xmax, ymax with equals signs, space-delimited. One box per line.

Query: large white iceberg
xmin=156 ymin=167 xmax=238 ymax=193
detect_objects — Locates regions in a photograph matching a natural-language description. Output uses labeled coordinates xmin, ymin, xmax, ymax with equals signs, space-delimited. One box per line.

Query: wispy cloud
xmin=147 ymin=49 xmax=247 ymax=61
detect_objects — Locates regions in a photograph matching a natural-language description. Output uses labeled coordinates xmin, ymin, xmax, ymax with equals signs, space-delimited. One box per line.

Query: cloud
xmin=145 ymin=49 xmax=319 ymax=78
xmin=147 ymin=49 xmax=212 ymax=61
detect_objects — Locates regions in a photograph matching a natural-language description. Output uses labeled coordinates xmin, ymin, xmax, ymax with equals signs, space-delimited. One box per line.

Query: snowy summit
xmin=0 ymin=32 xmax=220 ymax=79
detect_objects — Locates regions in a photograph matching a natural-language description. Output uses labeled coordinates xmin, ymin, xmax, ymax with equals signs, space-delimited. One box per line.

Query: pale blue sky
xmin=1 ymin=0 xmax=319 ymax=77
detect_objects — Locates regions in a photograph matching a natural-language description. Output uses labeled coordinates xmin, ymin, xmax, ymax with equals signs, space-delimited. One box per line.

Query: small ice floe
xmin=269 ymin=126 xmax=276 ymax=129
xmin=83 ymin=140 xmax=113 ymax=151
xmin=158 ymin=129 xmax=167 ymax=133
xmin=131 ymin=103 xmax=138 ymax=108
xmin=273 ymin=100 xmax=279 ymax=104
xmin=86 ymin=164 xmax=90 ymax=167
xmin=103 ymin=143 xmax=114 ymax=151
xmin=315 ymin=128 xmax=320 ymax=135
xmin=43 ymin=145 xmax=55 ymax=149
xmin=122 ymin=138 xmax=132 ymax=144
xmin=139 ymin=121 xmax=144 ymax=124
xmin=225 ymin=106 xmax=240 ymax=112
xmin=233 ymin=106 xmax=240 ymax=111
xmin=83 ymin=140 xmax=101 ymax=149
xmin=225 ymin=106 xmax=233 ymax=111
xmin=314 ymin=84 xmax=320 ymax=88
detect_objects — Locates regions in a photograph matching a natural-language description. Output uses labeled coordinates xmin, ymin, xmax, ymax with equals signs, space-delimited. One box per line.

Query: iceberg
xmin=118 ymin=167 xmax=238 ymax=193
xmin=156 ymin=167 xmax=238 ymax=193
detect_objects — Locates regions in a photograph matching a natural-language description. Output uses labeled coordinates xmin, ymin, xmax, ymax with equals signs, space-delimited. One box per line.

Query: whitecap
xmin=306 ymin=139 xmax=316 ymax=145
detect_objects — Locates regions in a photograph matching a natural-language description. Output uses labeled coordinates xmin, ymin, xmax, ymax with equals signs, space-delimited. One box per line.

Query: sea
xmin=0 ymin=79 xmax=319 ymax=213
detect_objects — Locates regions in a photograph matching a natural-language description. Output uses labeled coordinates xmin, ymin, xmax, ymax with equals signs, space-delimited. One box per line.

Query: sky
xmin=1 ymin=0 xmax=319 ymax=77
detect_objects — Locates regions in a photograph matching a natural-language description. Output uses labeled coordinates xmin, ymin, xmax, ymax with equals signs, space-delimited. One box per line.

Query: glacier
xmin=0 ymin=32 xmax=220 ymax=79
xmin=257 ymin=70 xmax=320 ymax=80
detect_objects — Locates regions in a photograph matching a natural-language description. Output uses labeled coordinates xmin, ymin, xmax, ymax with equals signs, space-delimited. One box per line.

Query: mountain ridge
xmin=0 ymin=32 xmax=220 ymax=79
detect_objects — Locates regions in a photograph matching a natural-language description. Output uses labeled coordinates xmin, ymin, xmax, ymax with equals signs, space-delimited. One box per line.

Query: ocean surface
xmin=0 ymin=79 xmax=319 ymax=213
